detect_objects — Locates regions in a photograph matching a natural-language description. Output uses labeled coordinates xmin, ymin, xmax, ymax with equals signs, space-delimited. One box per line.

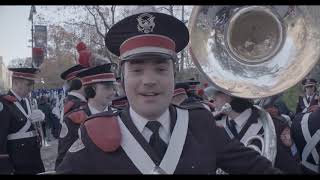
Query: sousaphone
xmin=188 ymin=5 xmax=320 ymax=165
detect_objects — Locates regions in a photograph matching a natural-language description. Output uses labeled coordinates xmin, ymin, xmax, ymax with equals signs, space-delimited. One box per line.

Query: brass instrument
xmin=188 ymin=5 xmax=320 ymax=166
xmin=29 ymin=96 xmax=45 ymax=147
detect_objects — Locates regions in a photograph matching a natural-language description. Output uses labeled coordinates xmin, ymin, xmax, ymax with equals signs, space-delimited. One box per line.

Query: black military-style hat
xmin=185 ymin=79 xmax=200 ymax=92
xmin=173 ymin=82 xmax=189 ymax=97
xmin=8 ymin=67 xmax=40 ymax=81
xmin=60 ymin=64 xmax=87 ymax=81
xmin=76 ymin=63 xmax=117 ymax=86
xmin=112 ymin=95 xmax=128 ymax=108
xmin=105 ymin=7 xmax=189 ymax=61
xmin=302 ymin=78 xmax=317 ymax=87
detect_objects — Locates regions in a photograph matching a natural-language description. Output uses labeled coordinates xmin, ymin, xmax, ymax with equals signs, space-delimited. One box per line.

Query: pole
xmin=31 ymin=12 xmax=34 ymax=68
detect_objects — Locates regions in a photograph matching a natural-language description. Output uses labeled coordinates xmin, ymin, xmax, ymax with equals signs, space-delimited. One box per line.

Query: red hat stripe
xmin=81 ymin=73 xmax=115 ymax=85
xmin=66 ymin=69 xmax=85 ymax=81
xmin=12 ymin=72 xmax=36 ymax=80
xmin=120 ymin=34 xmax=176 ymax=56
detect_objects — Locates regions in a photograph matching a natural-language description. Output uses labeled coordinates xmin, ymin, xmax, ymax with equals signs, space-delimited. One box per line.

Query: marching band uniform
xmin=0 ymin=68 xmax=44 ymax=174
xmin=296 ymin=78 xmax=319 ymax=115
xmin=57 ymin=105 xmax=281 ymax=174
xmin=216 ymin=103 xmax=301 ymax=173
xmin=55 ymin=63 xmax=116 ymax=169
xmin=291 ymin=108 xmax=320 ymax=174
xmin=56 ymin=64 xmax=115 ymax=167
xmin=55 ymin=64 xmax=87 ymax=169
xmin=56 ymin=9 xmax=281 ymax=174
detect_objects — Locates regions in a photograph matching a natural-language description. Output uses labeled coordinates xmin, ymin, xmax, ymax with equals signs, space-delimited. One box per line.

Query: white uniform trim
xmin=301 ymin=113 xmax=320 ymax=173
xmin=7 ymin=131 xmax=37 ymax=140
xmin=118 ymin=107 xmax=189 ymax=174
xmin=240 ymin=120 xmax=263 ymax=145
xmin=302 ymin=95 xmax=314 ymax=113
xmin=7 ymin=100 xmax=35 ymax=140
xmin=201 ymin=103 xmax=211 ymax=111
xmin=217 ymin=115 xmax=263 ymax=144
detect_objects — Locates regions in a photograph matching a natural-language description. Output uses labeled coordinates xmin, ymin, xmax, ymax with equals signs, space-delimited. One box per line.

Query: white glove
xmin=213 ymin=103 xmax=232 ymax=117
xmin=220 ymin=103 xmax=232 ymax=114
xmin=29 ymin=109 xmax=45 ymax=122
xmin=52 ymin=107 xmax=60 ymax=119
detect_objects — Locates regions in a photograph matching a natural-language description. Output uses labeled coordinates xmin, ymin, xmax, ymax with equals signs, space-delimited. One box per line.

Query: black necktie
xmin=307 ymin=96 xmax=311 ymax=103
xmin=20 ymin=99 xmax=28 ymax=113
xmin=227 ymin=118 xmax=238 ymax=137
xmin=146 ymin=121 xmax=168 ymax=160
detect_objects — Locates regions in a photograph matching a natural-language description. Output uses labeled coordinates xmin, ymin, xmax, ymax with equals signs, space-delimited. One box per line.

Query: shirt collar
xmin=231 ymin=108 xmax=252 ymax=129
xmin=10 ymin=89 xmax=22 ymax=101
xmin=88 ymin=103 xmax=109 ymax=115
xmin=88 ymin=103 xmax=100 ymax=115
xmin=130 ymin=107 xmax=170 ymax=134
xmin=68 ymin=91 xmax=87 ymax=102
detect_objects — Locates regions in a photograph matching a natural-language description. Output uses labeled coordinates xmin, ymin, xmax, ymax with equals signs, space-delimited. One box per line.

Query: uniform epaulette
xmin=83 ymin=111 xmax=121 ymax=152
xmin=201 ymin=101 xmax=215 ymax=110
xmin=64 ymin=101 xmax=75 ymax=114
xmin=64 ymin=100 xmax=86 ymax=115
xmin=0 ymin=95 xmax=17 ymax=103
xmin=175 ymin=103 xmax=207 ymax=111
xmin=85 ymin=110 xmax=120 ymax=122
xmin=66 ymin=108 xmax=88 ymax=124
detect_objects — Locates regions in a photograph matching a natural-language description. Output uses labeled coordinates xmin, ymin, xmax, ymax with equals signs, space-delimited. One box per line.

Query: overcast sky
xmin=0 ymin=5 xmax=192 ymax=67
xmin=0 ymin=6 xmax=32 ymax=66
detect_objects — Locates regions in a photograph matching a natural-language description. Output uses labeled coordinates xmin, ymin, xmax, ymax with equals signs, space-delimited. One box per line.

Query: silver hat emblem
xmin=137 ymin=13 xmax=155 ymax=34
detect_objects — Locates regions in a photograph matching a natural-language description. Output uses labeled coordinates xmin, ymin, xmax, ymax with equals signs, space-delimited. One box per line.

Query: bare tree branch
xmin=85 ymin=6 xmax=105 ymax=39
xmin=90 ymin=38 xmax=105 ymax=47
xmin=111 ymin=5 xmax=116 ymax=25
xmin=157 ymin=6 xmax=170 ymax=12
xmin=169 ymin=6 xmax=174 ymax=16
xmin=94 ymin=6 xmax=110 ymax=30
xmin=63 ymin=21 xmax=95 ymax=27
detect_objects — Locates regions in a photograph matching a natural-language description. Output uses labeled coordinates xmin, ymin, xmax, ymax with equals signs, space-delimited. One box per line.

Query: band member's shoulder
xmin=174 ymin=103 xmax=210 ymax=111
xmin=0 ymin=94 xmax=17 ymax=104
xmin=63 ymin=98 xmax=86 ymax=114
xmin=80 ymin=110 xmax=121 ymax=153
xmin=65 ymin=106 xmax=89 ymax=124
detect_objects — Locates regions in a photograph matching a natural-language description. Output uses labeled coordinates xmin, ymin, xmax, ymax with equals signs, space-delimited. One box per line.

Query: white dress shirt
xmin=228 ymin=108 xmax=252 ymax=133
xmin=130 ymin=107 xmax=171 ymax=144
xmin=88 ymin=103 xmax=109 ymax=115
xmin=306 ymin=95 xmax=314 ymax=102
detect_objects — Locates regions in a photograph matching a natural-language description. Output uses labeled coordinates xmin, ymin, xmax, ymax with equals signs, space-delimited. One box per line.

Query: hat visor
xmin=121 ymin=52 xmax=177 ymax=62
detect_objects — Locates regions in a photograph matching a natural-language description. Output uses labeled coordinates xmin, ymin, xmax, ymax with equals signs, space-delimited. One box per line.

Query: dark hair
xmin=69 ymin=79 xmax=82 ymax=91
xmin=84 ymin=85 xmax=96 ymax=99
xmin=230 ymin=97 xmax=254 ymax=113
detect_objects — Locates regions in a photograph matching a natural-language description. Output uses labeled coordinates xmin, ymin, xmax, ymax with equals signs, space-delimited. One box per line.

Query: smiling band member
xmin=56 ymin=7 xmax=282 ymax=174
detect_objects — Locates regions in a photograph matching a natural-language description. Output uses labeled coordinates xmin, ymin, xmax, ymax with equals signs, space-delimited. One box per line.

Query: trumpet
xmin=28 ymin=96 xmax=45 ymax=148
